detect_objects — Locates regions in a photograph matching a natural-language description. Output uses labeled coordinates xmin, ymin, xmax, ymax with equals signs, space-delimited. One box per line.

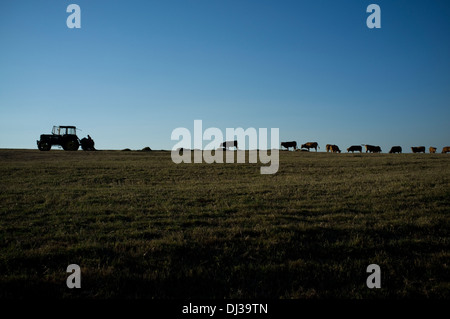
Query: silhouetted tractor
xmin=37 ymin=126 xmax=95 ymax=151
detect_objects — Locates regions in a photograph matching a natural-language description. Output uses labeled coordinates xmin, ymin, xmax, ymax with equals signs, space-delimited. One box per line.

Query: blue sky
xmin=1 ymin=0 xmax=449 ymax=151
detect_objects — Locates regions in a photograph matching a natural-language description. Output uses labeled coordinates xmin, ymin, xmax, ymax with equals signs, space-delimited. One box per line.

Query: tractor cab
xmin=52 ymin=126 xmax=77 ymax=136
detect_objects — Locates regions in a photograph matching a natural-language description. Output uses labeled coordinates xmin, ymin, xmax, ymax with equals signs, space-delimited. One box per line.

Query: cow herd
xmin=280 ymin=142 xmax=450 ymax=154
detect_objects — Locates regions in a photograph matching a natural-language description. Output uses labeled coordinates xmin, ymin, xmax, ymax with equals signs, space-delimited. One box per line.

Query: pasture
xmin=0 ymin=149 xmax=449 ymax=299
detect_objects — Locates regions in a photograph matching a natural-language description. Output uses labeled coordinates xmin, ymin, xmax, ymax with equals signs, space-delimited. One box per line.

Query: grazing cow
xmin=221 ymin=140 xmax=238 ymax=150
xmin=442 ymin=146 xmax=450 ymax=154
xmin=347 ymin=145 xmax=362 ymax=153
xmin=364 ymin=145 xmax=382 ymax=153
xmin=389 ymin=146 xmax=402 ymax=154
xmin=326 ymin=144 xmax=332 ymax=152
xmin=411 ymin=146 xmax=425 ymax=153
xmin=301 ymin=142 xmax=319 ymax=152
xmin=429 ymin=147 xmax=437 ymax=154
xmin=281 ymin=141 xmax=297 ymax=151
xmin=330 ymin=145 xmax=341 ymax=153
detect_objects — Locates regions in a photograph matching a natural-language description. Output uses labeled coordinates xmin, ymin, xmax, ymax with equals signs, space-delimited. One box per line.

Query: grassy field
xmin=0 ymin=149 xmax=449 ymax=299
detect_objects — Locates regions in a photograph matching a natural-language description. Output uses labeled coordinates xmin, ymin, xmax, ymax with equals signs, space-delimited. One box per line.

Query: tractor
xmin=37 ymin=126 xmax=95 ymax=151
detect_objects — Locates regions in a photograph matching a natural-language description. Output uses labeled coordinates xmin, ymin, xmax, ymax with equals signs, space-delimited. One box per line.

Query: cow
xmin=281 ymin=141 xmax=297 ymax=151
xmin=364 ymin=145 xmax=382 ymax=153
xmin=411 ymin=146 xmax=425 ymax=153
xmin=429 ymin=147 xmax=437 ymax=154
xmin=326 ymin=144 xmax=332 ymax=152
xmin=221 ymin=140 xmax=238 ymax=150
xmin=389 ymin=146 xmax=402 ymax=154
xmin=301 ymin=142 xmax=319 ymax=152
xmin=330 ymin=145 xmax=341 ymax=153
xmin=347 ymin=145 xmax=362 ymax=153
xmin=442 ymin=146 xmax=450 ymax=154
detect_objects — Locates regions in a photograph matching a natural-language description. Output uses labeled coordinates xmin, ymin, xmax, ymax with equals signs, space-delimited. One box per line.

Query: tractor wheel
xmin=38 ymin=141 xmax=51 ymax=151
xmin=64 ymin=140 xmax=79 ymax=151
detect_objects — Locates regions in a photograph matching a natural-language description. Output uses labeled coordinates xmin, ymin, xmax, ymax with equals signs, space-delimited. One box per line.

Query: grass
xmin=0 ymin=149 xmax=449 ymax=299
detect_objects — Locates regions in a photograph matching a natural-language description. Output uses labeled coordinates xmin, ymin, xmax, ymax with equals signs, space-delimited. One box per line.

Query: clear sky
xmin=1 ymin=0 xmax=449 ymax=152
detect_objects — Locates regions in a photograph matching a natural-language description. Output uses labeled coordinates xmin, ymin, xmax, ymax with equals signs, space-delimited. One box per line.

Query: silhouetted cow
xmin=411 ymin=146 xmax=425 ymax=153
xmin=281 ymin=141 xmax=297 ymax=150
xmin=365 ymin=145 xmax=382 ymax=153
xmin=301 ymin=142 xmax=319 ymax=152
xmin=389 ymin=146 xmax=402 ymax=154
xmin=429 ymin=147 xmax=437 ymax=154
xmin=221 ymin=140 xmax=238 ymax=150
xmin=442 ymin=146 xmax=450 ymax=154
xmin=330 ymin=145 xmax=341 ymax=153
xmin=347 ymin=145 xmax=362 ymax=153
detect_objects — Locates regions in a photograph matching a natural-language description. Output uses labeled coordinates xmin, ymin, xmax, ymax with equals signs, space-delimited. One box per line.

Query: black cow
xmin=347 ymin=145 xmax=362 ymax=153
xmin=281 ymin=141 xmax=297 ymax=150
xmin=365 ymin=145 xmax=382 ymax=153
xmin=330 ymin=145 xmax=341 ymax=153
xmin=411 ymin=146 xmax=425 ymax=153
xmin=221 ymin=140 xmax=238 ymax=150
xmin=389 ymin=146 xmax=402 ymax=154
